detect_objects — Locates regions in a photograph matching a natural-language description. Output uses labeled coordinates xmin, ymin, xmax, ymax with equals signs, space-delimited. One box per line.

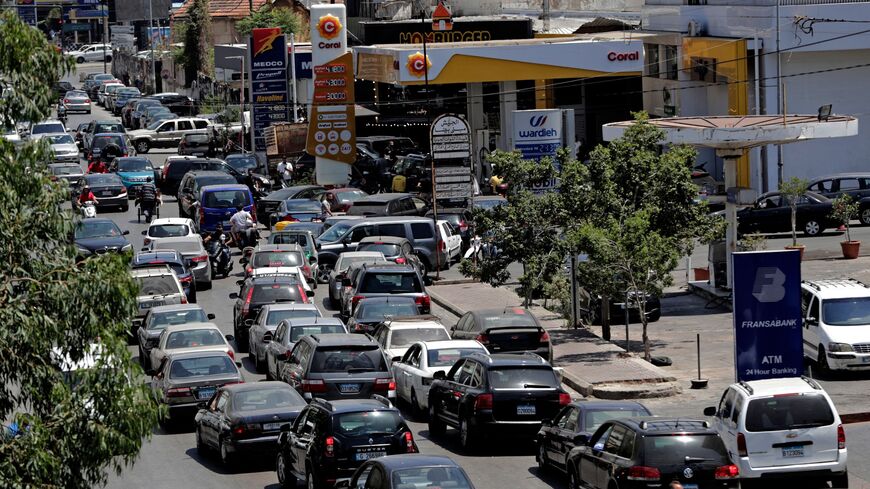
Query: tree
xmin=830 ymin=194 xmax=859 ymax=243
xmin=179 ymin=0 xmax=213 ymax=87
xmin=780 ymin=176 xmax=810 ymax=247
xmin=0 ymin=12 xmax=159 ymax=487
xmin=236 ymin=4 xmax=302 ymax=37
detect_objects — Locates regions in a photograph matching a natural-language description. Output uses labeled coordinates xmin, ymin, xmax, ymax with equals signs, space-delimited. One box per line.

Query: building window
xmin=665 ymin=45 xmax=679 ymax=80
xmin=645 ymin=44 xmax=660 ymax=78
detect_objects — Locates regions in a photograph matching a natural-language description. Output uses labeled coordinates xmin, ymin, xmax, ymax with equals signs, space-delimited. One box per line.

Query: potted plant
xmin=830 ymin=194 xmax=861 ymax=259
xmin=780 ymin=177 xmax=810 ymax=260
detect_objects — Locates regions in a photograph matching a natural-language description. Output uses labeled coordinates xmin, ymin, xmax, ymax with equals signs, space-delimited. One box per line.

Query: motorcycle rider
xmin=203 ymin=222 xmax=234 ymax=247
xmin=229 ymin=204 xmax=255 ymax=250
xmin=135 ymin=177 xmax=160 ymax=224
xmin=76 ymin=185 xmax=99 ymax=208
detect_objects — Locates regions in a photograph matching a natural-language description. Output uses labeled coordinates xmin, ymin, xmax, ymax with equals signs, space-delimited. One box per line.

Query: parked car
xmin=131 ymin=266 xmax=187 ymax=333
xmin=370 ymin=315 xmax=451 ymax=362
xmin=428 ymin=352 xmax=569 ymax=451
xmin=73 ymin=218 xmax=131 ymax=258
xmin=436 ymin=220 xmax=462 ymax=264
xmin=348 ymin=193 xmax=428 ymax=218
xmin=112 ymin=87 xmax=141 ymax=116
xmin=148 ymin=322 xmax=234 ymax=372
xmin=566 ymin=418 xmax=739 ymax=489
xmin=257 ymin=185 xmax=326 ymax=223
xmin=704 ymin=377 xmax=847 ymax=488
xmin=273 ymin=198 xmax=322 ymax=225
xmin=327 ymin=251 xmax=386 ymax=308
xmin=137 ymin=304 xmax=214 ymax=371
xmin=324 ymin=187 xmax=368 ymax=213
xmin=281 ymin=333 xmax=395 ymax=401
xmin=68 ymin=44 xmax=112 ymax=63
xmin=450 ymin=308 xmax=553 ymax=362
xmin=128 ymin=117 xmax=211 ymax=153
xmin=145 ymin=235 xmax=211 ymax=289
xmin=195 ymin=184 xmax=255 ymax=233
xmin=224 ymin=153 xmax=260 ymax=173
xmin=150 ymin=92 xmax=196 ymax=116
xmin=428 ymin=208 xmax=472 ymax=250
xmin=142 ymin=217 xmax=199 ymax=249
xmin=139 ymin=105 xmax=174 ymax=129
xmin=131 ymin=249 xmax=198 ymax=304
xmin=80 ymin=173 xmax=128 ymax=211
xmin=160 ymin=157 xmax=256 ymax=195
xmin=127 ymin=99 xmax=162 ymax=128
xmin=230 ymin=274 xmax=311 ymax=353
xmin=109 ymin=156 xmax=155 ymax=194
xmin=195 ymin=382 xmax=306 ymax=466
xmin=341 ymin=263 xmax=430 ymax=318
xmin=736 ymin=191 xmax=836 ymax=237
xmin=29 ymin=120 xmax=66 ymax=138
xmin=275 ymin=397 xmax=417 ymax=488
xmin=150 ymin=351 xmax=243 ymax=425
xmin=266 ymin=317 xmax=347 ymax=381
xmin=61 ymin=90 xmax=91 ymax=114
xmin=392 ymin=339 xmax=488 ymax=414
xmin=346 ymin=296 xmax=420 ymax=334
xmin=176 ymin=170 xmax=238 ymax=218
xmin=357 ymin=236 xmax=425 ymax=277
xmin=335 ymin=455 xmax=475 ymax=489
xmin=246 ymin=303 xmax=323 ymax=373
xmin=535 ymin=401 xmax=651 ymax=475
xmin=801 ymin=278 xmax=870 ymax=371
xmin=82 ymin=73 xmax=114 ymax=98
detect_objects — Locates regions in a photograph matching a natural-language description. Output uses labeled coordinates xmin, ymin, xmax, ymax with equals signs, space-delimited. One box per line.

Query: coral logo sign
xmin=317 ymin=14 xmax=343 ymax=48
xmin=406 ymin=52 xmax=431 ymax=78
xmin=607 ymin=51 xmax=639 ymax=61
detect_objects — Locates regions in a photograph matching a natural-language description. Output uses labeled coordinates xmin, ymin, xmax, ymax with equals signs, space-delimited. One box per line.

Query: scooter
xmin=206 ymin=234 xmax=233 ymax=278
xmin=80 ymin=200 xmax=97 ymax=219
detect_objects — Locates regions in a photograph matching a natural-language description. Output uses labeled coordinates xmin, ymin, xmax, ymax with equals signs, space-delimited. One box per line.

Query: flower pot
xmin=785 ymin=244 xmax=805 ymax=261
xmin=693 ymin=267 xmax=710 ymax=282
xmin=841 ymin=240 xmax=861 ymax=259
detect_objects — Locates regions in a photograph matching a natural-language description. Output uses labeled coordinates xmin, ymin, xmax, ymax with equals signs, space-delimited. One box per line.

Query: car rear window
xmin=136 ymin=275 xmax=179 ymax=295
xmin=348 ymin=202 xmax=385 ymax=215
xmin=233 ymin=387 xmax=305 ymax=411
xmin=148 ymin=224 xmax=190 ymax=237
xmin=357 ymin=300 xmax=420 ymax=321
xmin=266 ymin=309 xmax=321 ymax=325
xmin=166 ymin=329 xmax=225 ymax=349
xmin=390 ymin=467 xmax=471 ymax=489
xmin=252 ymin=283 xmax=302 ymax=303
xmin=253 ymin=251 xmax=304 ymax=268
xmin=360 ymin=272 xmax=421 ymax=293
xmin=86 ymin=174 xmax=122 ymax=186
xmin=186 ymin=134 xmax=210 ymax=143
xmin=195 ymin=175 xmax=236 ymax=188
xmin=52 ymin=165 xmax=81 ymax=175
xmin=586 ymin=409 xmax=651 ymax=433
xmin=285 ymin=200 xmax=321 ymax=212
xmin=290 ymin=324 xmax=346 ymax=342
xmin=334 ymin=411 xmax=403 ymax=436
xmin=93 ymin=135 xmax=124 ymax=149
xmin=135 ymin=260 xmax=185 ymax=277
xmin=161 ymin=241 xmax=201 ymax=254
xmin=149 ymin=309 xmax=207 ymax=329
xmin=488 ymin=367 xmax=558 ymax=389
xmin=428 ymin=347 xmax=485 ymax=368
xmin=390 ymin=327 xmax=449 ymax=347
xmin=96 ymin=123 xmax=124 ymax=133
xmin=335 ymin=190 xmax=367 ymax=203
xmin=310 ymin=346 xmax=388 ymax=373
xmin=358 ymin=243 xmax=401 ymax=257
xmin=642 ymin=434 xmax=729 ymax=466
xmin=480 ymin=311 xmax=537 ymax=329
xmin=745 ymin=394 xmax=834 ymax=432
xmin=32 ymin=123 xmax=65 ymax=134
xmin=203 ymin=190 xmax=251 ymax=208
xmin=169 ymin=355 xmax=235 ymax=379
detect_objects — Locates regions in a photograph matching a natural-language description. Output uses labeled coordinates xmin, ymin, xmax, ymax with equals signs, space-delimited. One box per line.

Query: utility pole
xmin=102 ymin=0 xmax=109 ymax=74
xmin=421 ymin=12 xmax=440 ymax=280
xmin=149 ymin=0 xmax=157 ymax=94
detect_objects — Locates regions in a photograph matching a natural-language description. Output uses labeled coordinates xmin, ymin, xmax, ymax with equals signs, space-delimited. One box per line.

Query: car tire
xmin=428 ymin=403 xmax=445 ymax=436
xmin=831 ymin=470 xmax=849 ymax=488
xmin=135 ymin=140 xmax=150 ymax=153
xmin=459 ymin=416 xmax=477 ymax=452
xmin=219 ymin=437 xmax=234 ymax=468
xmin=306 ymin=465 xmax=321 ymax=489
xmin=803 ymin=219 xmax=823 ymax=237
xmin=537 ymin=443 xmax=548 ymax=472
xmin=195 ymin=426 xmax=207 ymax=455
xmin=861 ymin=208 xmax=870 ymax=226
xmin=276 ymin=452 xmax=296 ymax=488
xmin=76 ymin=57 xmax=85 ymax=64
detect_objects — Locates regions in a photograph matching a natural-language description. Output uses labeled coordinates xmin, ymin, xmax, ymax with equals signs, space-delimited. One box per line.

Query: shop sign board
xmin=430 ymin=114 xmax=470 ymax=160
xmin=248 ymin=27 xmax=291 ymax=152
xmin=513 ymin=109 xmax=562 ymax=193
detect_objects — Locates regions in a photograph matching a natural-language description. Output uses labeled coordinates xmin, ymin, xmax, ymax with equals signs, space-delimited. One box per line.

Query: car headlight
xmin=121 ymin=243 xmax=133 ymax=252
xmin=77 ymin=246 xmax=92 ymax=256
xmin=828 ymin=342 xmax=854 ymax=353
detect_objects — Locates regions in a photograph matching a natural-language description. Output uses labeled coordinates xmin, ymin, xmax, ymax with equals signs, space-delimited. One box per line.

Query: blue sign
xmin=732 ymin=250 xmax=803 ymax=382
xmin=249 ymin=27 xmax=290 ymax=152
xmin=18 ymin=6 xmax=36 ymax=26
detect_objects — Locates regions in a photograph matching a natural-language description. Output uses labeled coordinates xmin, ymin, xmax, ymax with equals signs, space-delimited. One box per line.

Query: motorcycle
xmin=57 ymin=103 xmax=68 ymax=125
xmin=80 ymin=200 xmax=97 ymax=219
xmin=206 ymin=234 xmax=233 ymax=278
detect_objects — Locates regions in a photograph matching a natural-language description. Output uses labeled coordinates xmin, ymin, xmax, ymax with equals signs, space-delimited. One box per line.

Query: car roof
xmin=472 ymin=307 xmax=535 ymax=318
xmin=374 ymin=454 xmax=461 ymax=471
xmin=619 ymin=417 xmax=715 ymax=434
xmin=361 ymin=263 xmax=417 ymax=273
xmin=807 ymin=173 xmax=870 ymax=182
xmin=162 ymin=322 xmax=221 ymax=333
xmin=154 ymin=236 xmax=203 ymax=246
xmin=467 ymin=351 xmax=549 ymax=366
xmin=340 ymin=251 xmax=386 ymax=259
xmin=249 ymin=274 xmax=302 ymax=284
xmin=263 ymin=303 xmax=319 ymax=312
xmin=221 ymin=380 xmax=293 ymax=394
xmin=188 ymin=171 xmax=234 ymax=179
xmin=354 ymin=193 xmax=411 ymax=203
xmin=306 ymin=333 xmax=377 ymax=347
xmin=166 ymin=350 xmax=234 ymax=361
xmin=147 ymin=303 xmax=205 ymax=314
xmin=736 ymin=376 xmax=825 ymax=397
xmin=255 ymin=244 xmax=304 ymax=252
xmin=150 ymin=217 xmax=193 ymax=226
xmin=130 ymin=265 xmax=174 ymax=277
xmin=382 ymin=315 xmax=443 ymax=329
xmin=359 ymin=236 xmax=409 ymax=244
xmin=283 ymin=317 xmax=345 ymax=327
xmin=92 ymin=132 xmax=125 ymax=137
xmin=316 ymin=398 xmax=400 ymax=414
xmin=569 ymin=400 xmax=650 ymax=411
xmin=133 ymin=250 xmax=184 ymax=263
xmin=357 ymin=295 xmax=417 ymax=305
xmin=801 ymin=279 xmax=870 ymax=300
xmin=200 ymin=184 xmax=250 ymax=192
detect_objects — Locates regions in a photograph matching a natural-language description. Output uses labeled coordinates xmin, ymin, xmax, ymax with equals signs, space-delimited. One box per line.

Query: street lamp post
xmin=149 ymin=0 xmax=157 ymax=94
xmin=228 ymin=55 xmax=246 ymax=153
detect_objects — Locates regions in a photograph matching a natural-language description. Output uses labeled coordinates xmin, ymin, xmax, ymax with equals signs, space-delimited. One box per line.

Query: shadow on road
xmin=183 ymin=447 xmax=276 ymax=475
xmin=527 ymin=466 xmax=569 ymax=489
xmin=417 ymin=428 xmax=537 ymax=458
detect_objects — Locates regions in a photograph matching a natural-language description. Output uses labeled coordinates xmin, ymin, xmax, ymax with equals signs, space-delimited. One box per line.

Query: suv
xmin=348 ymin=193 xmax=428 ymax=218
xmin=176 ymin=170 xmax=238 ymax=218
xmin=450 ymin=308 xmax=553 ymax=362
xmin=150 ymin=92 xmax=196 ymax=116
xmin=231 ymin=274 xmax=310 ymax=353
xmin=131 ymin=250 xmax=197 ymax=303
xmin=130 ymin=266 xmax=187 ymax=332
xmin=428 ymin=352 xmax=569 ymax=451
xmin=128 ymin=117 xmax=212 ymax=153
xmin=178 ymin=133 xmax=217 ymax=157
xmin=196 ymin=184 xmax=255 ymax=232
xmin=566 ymin=418 xmax=739 ymax=489
xmin=275 ymin=397 xmax=417 ymax=488
xmin=704 ymin=377 xmax=846 ymax=487
xmin=267 ymin=318 xmax=347 ymax=381
xmin=370 ymin=315 xmax=450 ymax=362
xmin=358 ymin=236 xmax=425 ymax=277
xmin=282 ymin=333 xmax=396 ymax=401
xmin=160 ymin=157 xmax=249 ymax=195
xmin=342 ymin=263 xmax=430 ymax=317
xmin=801 ymin=278 xmax=870 ymax=371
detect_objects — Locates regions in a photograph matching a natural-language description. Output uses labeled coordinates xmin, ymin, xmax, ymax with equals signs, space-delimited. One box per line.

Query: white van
xmin=801 ymin=278 xmax=870 ymax=371
xmin=704 ymin=377 xmax=847 ymax=487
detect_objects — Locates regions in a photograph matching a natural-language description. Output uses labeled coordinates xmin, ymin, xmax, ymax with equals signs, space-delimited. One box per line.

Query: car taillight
xmin=325 ymin=436 xmax=335 ymax=457
xmin=714 ymin=465 xmax=739 ymax=480
xmin=298 ymin=285 xmax=309 ymax=303
xmin=180 ymin=296 xmax=188 ymax=304
xmin=178 ymin=275 xmax=192 ymax=284
xmin=438 ymin=240 xmax=445 ymax=252
xmin=143 ymin=237 xmax=151 ymax=246
xmin=395 ymin=257 xmax=406 ymax=264
xmin=352 ymin=295 xmax=364 ymax=308
xmin=302 ymin=379 xmax=327 ymax=393
xmin=122 ymin=152 xmax=128 ymax=157
xmin=199 ymin=207 xmax=205 ymax=225
xmin=459 ymin=221 xmax=468 ymax=232
xmin=559 ymin=393 xmax=571 ymax=405
xmin=227 ymin=350 xmax=235 ymax=361
xmin=374 ymin=378 xmax=395 ymax=392
xmin=838 ymin=424 xmax=846 ymax=449
xmin=233 ymin=423 xmax=261 ymax=437
xmin=474 ymin=393 xmax=493 ymax=411
xmin=415 ymin=295 xmax=430 ymax=311
xmin=240 ymin=287 xmax=254 ymax=315
xmin=190 ymin=255 xmax=208 ymax=263
xmin=245 ymin=266 xmax=253 ymax=275
xmin=540 ymin=330 xmax=550 ymax=342
xmin=626 ymin=466 xmax=660 ymax=481
xmin=162 ymin=163 xmax=170 ymax=179
xmin=404 ymin=431 xmax=416 ymax=453
xmin=737 ymin=432 xmax=747 ymax=457
xmin=475 ymin=334 xmax=489 ymax=345
xmin=64 ymin=98 xmax=70 ymax=104
xmin=166 ymin=387 xmax=191 ymax=398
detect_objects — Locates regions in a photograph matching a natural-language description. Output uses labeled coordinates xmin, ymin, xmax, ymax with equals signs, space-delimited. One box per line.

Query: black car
xmin=449 ymin=308 xmax=552 ymax=362
xmin=52 ymin=81 xmax=75 ymax=99
xmin=342 ymin=263 xmax=430 ymax=317
xmin=176 ymin=170 xmax=238 ymax=218
xmin=276 ymin=397 xmax=418 ymax=488
xmin=565 ymin=418 xmax=739 ymax=489
xmin=336 ymin=454 xmax=476 ymax=489
xmin=195 ymin=381 xmax=306 ymax=466
xmin=224 ymin=153 xmax=259 ymax=174
xmin=230 ymin=274 xmax=311 ymax=353
xmin=160 ymin=157 xmax=258 ymax=195
xmin=131 ymin=250 xmax=198 ymax=303
xmin=347 ymin=193 xmax=428 ymax=218
xmin=73 ymin=218 xmax=131 ymax=258
xmin=257 ymin=185 xmax=326 ymax=223
xmin=150 ymin=93 xmax=196 ymax=116
xmin=427 ymin=352 xmax=569 ymax=452
xmin=80 ymin=173 xmax=129 ymax=212
xmin=536 ymin=401 xmax=651 ymax=475
xmin=736 ymin=190 xmax=836 ymax=237
xmin=346 ymin=296 xmax=421 ymax=334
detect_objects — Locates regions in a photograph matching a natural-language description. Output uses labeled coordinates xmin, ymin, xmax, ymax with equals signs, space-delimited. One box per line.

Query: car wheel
xmin=306 ymin=465 xmax=321 ymax=489
xmin=818 ymin=345 xmax=830 ymax=372
xmin=136 ymin=140 xmax=150 ymax=153
xmin=459 ymin=416 xmax=477 ymax=452
xmin=861 ymin=208 xmax=870 ymax=226
xmin=537 ymin=443 xmax=548 ymax=472
xmin=803 ymin=219 xmax=823 ymax=236
xmin=420 ymin=259 xmax=430 ymax=277
xmin=76 ymin=56 xmax=85 ymax=63
xmin=428 ymin=403 xmax=445 ymax=436
xmin=276 ymin=452 xmax=297 ymax=488
xmin=317 ymin=263 xmax=333 ymax=282
xmin=236 ymin=330 xmax=248 ymax=353
xmin=831 ymin=470 xmax=849 ymax=488
xmin=195 ymin=426 xmax=207 ymax=454
xmin=219 ymin=437 xmax=234 ymax=467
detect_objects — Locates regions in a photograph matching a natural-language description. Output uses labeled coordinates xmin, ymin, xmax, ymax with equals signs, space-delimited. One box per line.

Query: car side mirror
xmin=225 ymin=334 xmax=235 ymax=342
xmin=229 ymin=292 xmax=239 ymax=299
xmin=207 ymin=313 xmax=216 ymax=320
xmin=806 ymin=316 xmax=818 ymax=325
xmin=433 ymin=371 xmax=446 ymax=380
xmin=315 ymin=242 xmax=322 ymax=250
xmin=342 ymin=278 xmax=351 ymax=287
xmin=235 ymin=361 xmax=242 ymax=367
xmin=306 ymin=290 xmax=314 ymax=298
xmin=573 ymin=434 xmax=589 ymax=445
xmin=141 ymin=230 xmax=147 ymax=235
xmin=703 ymin=406 xmax=717 ymax=417
xmin=122 ymin=230 xmax=130 ymax=235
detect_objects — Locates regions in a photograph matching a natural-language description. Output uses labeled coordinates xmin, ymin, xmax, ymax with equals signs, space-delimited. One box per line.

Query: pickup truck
xmin=127 ymin=117 xmax=213 ymax=153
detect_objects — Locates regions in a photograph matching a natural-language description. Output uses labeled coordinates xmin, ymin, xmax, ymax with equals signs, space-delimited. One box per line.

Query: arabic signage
xmin=732 ymin=251 xmax=803 ymax=382
xmin=248 ymin=27 xmax=291 ymax=152
xmin=434 ymin=166 xmax=472 ymax=200
xmin=361 ymin=18 xmax=532 ymax=45
xmin=430 ymin=114 xmax=470 ymax=160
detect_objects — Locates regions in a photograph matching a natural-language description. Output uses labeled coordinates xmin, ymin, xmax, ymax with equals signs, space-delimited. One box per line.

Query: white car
xmin=370 ymin=315 xmax=451 ymax=362
xmin=437 ymin=220 xmax=462 ymax=263
xmin=29 ymin=120 xmax=66 ymax=139
xmin=705 ymin=377 xmax=847 ymax=487
xmin=142 ymin=217 xmax=198 ymax=249
xmin=68 ymin=44 xmax=112 ymax=63
xmin=41 ymin=133 xmax=79 ymax=163
xmin=99 ymin=82 xmax=125 ymax=107
xmin=249 ymin=266 xmax=313 ymax=294
xmin=247 ymin=303 xmax=323 ymax=372
xmin=801 ymin=278 xmax=870 ymax=371
xmin=149 ymin=322 xmax=234 ymax=371
xmin=391 ymin=339 xmax=488 ymax=413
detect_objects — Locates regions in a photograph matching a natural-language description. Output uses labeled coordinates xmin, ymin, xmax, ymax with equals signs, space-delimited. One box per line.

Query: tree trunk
xmin=641 ymin=315 xmax=651 ymax=362
xmin=791 ymin=206 xmax=798 ymax=246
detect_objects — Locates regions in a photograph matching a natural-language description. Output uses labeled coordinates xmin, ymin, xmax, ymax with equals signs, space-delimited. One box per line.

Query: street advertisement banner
xmin=309 ymin=4 xmax=355 ymax=184
xmin=147 ymin=27 xmax=170 ymax=51
xmin=732 ymin=250 xmax=803 ymax=382
xmin=248 ymin=27 xmax=290 ymax=152
xmin=513 ymin=109 xmax=561 ymax=194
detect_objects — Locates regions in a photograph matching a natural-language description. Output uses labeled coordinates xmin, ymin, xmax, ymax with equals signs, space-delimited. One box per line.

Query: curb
xmin=428 ymin=289 xmax=467 ymax=318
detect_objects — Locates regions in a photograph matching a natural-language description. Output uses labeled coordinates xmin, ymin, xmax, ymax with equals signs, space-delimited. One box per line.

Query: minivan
xmin=195 ymin=184 xmax=255 ymax=232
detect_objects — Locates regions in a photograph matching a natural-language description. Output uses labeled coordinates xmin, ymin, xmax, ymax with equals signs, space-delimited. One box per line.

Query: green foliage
xmin=780 ymin=176 xmax=810 ymax=246
xmin=0 ymin=12 xmax=160 ymax=487
xmin=830 ymin=194 xmax=860 ymax=242
xmin=181 ymin=0 xmax=213 ymax=86
xmin=236 ymin=4 xmax=302 ymax=37
xmin=739 ymin=233 xmax=768 ymax=251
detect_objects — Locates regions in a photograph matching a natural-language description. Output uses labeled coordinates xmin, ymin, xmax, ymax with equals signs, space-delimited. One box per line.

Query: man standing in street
xmin=136 ymin=177 xmax=160 ymax=223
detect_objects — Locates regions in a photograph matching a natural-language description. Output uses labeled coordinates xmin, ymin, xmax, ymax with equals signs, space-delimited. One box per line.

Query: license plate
xmin=517 ymin=404 xmax=536 ymax=415
xmin=263 ymin=422 xmax=286 ymax=431
xmin=197 ymin=388 xmax=216 ymax=400
xmin=101 ymin=190 xmax=113 ymax=196
xmin=139 ymin=301 xmax=164 ymax=309
xmin=338 ymin=383 xmax=360 ymax=394
xmin=782 ymin=446 xmax=804 ymax=458
xmin=355 ymin=450 xmax=386 ymax=461
xmin=683 ymin=484 xmax=698 ymax=489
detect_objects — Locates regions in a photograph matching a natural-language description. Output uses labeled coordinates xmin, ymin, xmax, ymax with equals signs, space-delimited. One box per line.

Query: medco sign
xmin=607 ymin=51 xmax=639 ymax=61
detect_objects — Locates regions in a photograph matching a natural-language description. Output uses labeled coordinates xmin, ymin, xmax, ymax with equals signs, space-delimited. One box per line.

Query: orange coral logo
xmin=406 ymin=52 xmax=431 ymax=78
xmin=317 ymin=14 xmax=342 ymax=40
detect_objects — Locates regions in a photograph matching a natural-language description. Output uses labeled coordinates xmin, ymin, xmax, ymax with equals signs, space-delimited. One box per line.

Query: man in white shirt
xmin=276 ymin=158 xmax=293 ymax=186
xmin=229 ymin=204 xmax=255 ymax=249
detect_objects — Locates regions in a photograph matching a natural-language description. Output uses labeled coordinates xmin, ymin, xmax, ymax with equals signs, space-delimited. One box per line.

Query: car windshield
xmin=186 ymin=134 xmax=210 ymax=143
xmin=67 ymin=91 xmax=87 ymax=98
xmin=146 ymin=120 xmax=165 ymax=130
xmin=643 ymin=434 xmax=729 ymax=466
xmin=822 ymin=297 xmax=870 ymax=326
xmin=585 ymin=409 xmax=650 ymax=433
xmin=75 ymin=220 xmax=121 ymax=238
xmin=148 ymin=224 xmax=190 ymax=238
xmin=334 ymin=411 xmax=403 ymax=436
xmin=148 ymin=309 xmax=207 ymax=329
xmin=310 ymin=346 xmax=388 ymax=373
xmin=335 ymin=190 xmax=367 ymax=203
xmin=318 ymin=221 xmax=352 ymax=242
xmin=93 ymin=136 xmax=123 ymax=150
xmin=480 ymin=311 xmax=537 ymax=329
xmin=745 ymin=394 xmax=834 ymax=432
xmin=165 ymin=329 xmax=225 ymax=349
xmin=390 ymin=467 xmax=471 ymax=489
xmin=52 ymin=165 xmax=80 ymax=175
xmin=358 ymin=243 xmax=401 ymax=257
xmin=266 ymin=309 xmax=321 ymax=325
xmin=360 ymin=272 xmax=421 ymax=293
xmin=285 ymin=200 xmax=321 ymax=212
xmin=253 ymin=251 xmax=304 ymax=268
xmin=289 ymin=324 xmax=345 ymax=342
xmin=169 ymin=355 xmax=236 ymax=379
xmin=487 ymin=367 xmax=558 ymax=389
xmin=33 ymin=123 xmax=65 ymax=134
xmin=204 ymin=190 xmax=250 ymax=208
xmin=391 ymin=328 xmax=449 ymax=347
xmin=135 ymin=275 xmax=179 ymax=296
xmin=47 ymin=134 xmax=74 ymax=144
xmin=225 ymin=155 xmax=258 ymax=171
xmin=336 ymin=254 xmax=385 ymax=272
xmin=95 ymin=123 xmax=124 ymax=133
xmin=270 ymin=232 xmax=309 ymax=247
xmin=232 ymin=387 xmax=305 ymax=411
xmin=428 ymin=347 xmax=485 ymax=367
xmin=118 ymin=158 xmax=151 ymax=171
xmin=86 ymin=174 xmax=121 ymax=186
xmin=253 ymin=283 xmax=301 ymax=303
xmin=474 ymin=198 xmax=506 ymax=210
xmin=357 ymin=300 xmax=419 ymax=321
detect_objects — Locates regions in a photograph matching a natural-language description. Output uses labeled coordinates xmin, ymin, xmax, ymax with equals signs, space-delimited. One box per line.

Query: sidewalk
xmin=428 ymin=283 xmax=682 ymax=399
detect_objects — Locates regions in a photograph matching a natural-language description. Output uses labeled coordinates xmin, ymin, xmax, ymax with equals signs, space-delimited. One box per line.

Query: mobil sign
xmin=513 ymin=109 xmax=562 ymax=193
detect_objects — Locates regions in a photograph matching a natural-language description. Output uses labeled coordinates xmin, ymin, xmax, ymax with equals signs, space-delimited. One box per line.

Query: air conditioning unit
xmin=687 ymin=20 xmax=705 ymax=37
